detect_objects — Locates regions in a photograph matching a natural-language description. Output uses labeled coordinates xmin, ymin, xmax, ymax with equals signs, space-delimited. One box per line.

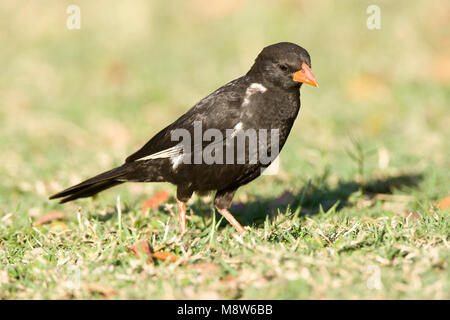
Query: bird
xmin=50 ymin=42 xmax=318 ymax=234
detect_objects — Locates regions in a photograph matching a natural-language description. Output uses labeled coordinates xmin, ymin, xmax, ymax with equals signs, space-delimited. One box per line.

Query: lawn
xmin=0 ymin=0 xmax=449 ymax=299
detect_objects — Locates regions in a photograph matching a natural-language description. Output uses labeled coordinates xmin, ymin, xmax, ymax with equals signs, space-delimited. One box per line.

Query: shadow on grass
xmin=87 ymin=173 xmax=423 ymax=229
xmin=205 ymin=172 xmax=423 ymax=228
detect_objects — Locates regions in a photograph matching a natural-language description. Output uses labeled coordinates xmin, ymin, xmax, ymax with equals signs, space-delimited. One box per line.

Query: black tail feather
xmin=50 ymin=165 xmax=129 ymax=203
xmin=58 ymin=180 xmax=123 ymax=203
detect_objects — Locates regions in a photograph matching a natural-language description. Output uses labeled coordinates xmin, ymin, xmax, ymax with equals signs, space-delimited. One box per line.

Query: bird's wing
xmin=125 ymin=78 xmax=246 ymax=163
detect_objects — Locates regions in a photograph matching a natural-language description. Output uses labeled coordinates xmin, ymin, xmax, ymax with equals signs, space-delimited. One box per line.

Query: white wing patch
xmin=170 ymin=153 xmax=184 ymax=169
xmin=231 ymin=122 xmax=243 ymax=138
xmin=134 ymin=122 xmax=245 ymax=169
xmin=136 ymin=145 xmax=182 ymax=161
xmin=136 ymin=145 xmax=184 ymax=169
xmin=242 ymin=83 xmax=267 ymax=106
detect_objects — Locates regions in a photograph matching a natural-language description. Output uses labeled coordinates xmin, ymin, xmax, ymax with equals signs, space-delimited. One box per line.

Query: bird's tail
xmin=49 ymin=165 xmax=128 ymax=203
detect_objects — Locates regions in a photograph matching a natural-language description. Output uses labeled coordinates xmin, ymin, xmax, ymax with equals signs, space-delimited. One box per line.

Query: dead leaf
xmin=127 ymin=240 xmax=154 ymax=260
xmin=127 ymin=240 xmax=178 ymax=263
xmin=438 ymin=196 xmax=450 ymax=210
xmin=403 ymin=212 xmax=421 ymax=220
xmin=142 ymin=190 xmax=170 ymax=211
xmin=152 ymin=252 xmax=178 ymax=262
xmin=220 ymin=275 xmax=238 ymax=283
xmin=33 ymin=211 xmax=66 ymax=226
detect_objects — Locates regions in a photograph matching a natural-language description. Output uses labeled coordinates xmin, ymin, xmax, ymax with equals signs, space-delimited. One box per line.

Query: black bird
xmin=50 ymin=42 xmax=318 ymax=234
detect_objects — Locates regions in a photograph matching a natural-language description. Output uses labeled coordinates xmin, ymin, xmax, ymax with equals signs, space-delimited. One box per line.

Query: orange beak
xmin=293 ymin=62 xmax=319 ymax=87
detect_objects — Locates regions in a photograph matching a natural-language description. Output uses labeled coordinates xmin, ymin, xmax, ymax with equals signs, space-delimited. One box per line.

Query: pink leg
xmin=216 ymin=207 xmax=246 ymax=234
xmin=177 ymin=199 xmax=187 ymax=233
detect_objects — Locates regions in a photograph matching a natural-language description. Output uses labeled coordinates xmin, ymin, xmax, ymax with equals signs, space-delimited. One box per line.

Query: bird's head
xmin=248 ymin=42 xmax=318 ymax=90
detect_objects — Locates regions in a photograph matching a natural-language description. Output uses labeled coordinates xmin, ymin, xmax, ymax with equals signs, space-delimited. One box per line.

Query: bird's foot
xmin=216 ymin=207 xmax=246 ymax=234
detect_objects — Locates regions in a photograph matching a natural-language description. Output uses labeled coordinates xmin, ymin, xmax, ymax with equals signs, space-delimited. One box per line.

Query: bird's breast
xmin=241 ymin=87 xmax=300 ymax=131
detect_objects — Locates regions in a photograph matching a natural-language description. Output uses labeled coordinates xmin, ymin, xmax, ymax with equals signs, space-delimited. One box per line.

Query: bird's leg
xmin=214 ymin=189 xmax=245 ymax=234
xmin=216 ymin=207 xmax=245 ymax=234
xmin=176 ymin=187 xmax=193 ymax=234
xmin=177 ymin=199 xmax=187 ymax=233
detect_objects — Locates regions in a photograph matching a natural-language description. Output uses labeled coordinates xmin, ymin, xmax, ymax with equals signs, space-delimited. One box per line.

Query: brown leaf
xmin=33 ymin=211 xmax=66 ymax=226
xmin=142 ymin=190 xmax=170 ymax=211
xmin=403 ymin=212 xmax=421 ymax=220
xmin=127 ymin=240 xmax=154 ymax=259
xmin=438 ymin=196 xmax=450 ymax=210
xmin=221 ymin=275 xmax=236 ymax=282
xmin=152 ymin=251 xmax=178 ymax=262
xmin=127 ymin=240 xmax=178 ymax=264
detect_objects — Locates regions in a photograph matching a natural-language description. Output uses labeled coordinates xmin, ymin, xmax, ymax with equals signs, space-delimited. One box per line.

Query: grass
xmin=0 ymin=0 xmax=449 ymax=299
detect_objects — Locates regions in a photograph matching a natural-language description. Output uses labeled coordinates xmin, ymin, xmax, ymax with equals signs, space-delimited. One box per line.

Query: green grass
xmin=0 ymin=0 xmax=449 ymax=299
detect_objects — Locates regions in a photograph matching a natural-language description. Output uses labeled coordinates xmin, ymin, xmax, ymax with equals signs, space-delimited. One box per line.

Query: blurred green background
xmin=0 ymin=0 xmax=449 ymax=299
xmin=1 ymin=0 xmax=448 ymax=208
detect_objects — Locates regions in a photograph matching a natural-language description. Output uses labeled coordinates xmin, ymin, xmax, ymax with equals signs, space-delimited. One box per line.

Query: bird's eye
xmin=278 ymin=64 xmax=288 ymax=72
